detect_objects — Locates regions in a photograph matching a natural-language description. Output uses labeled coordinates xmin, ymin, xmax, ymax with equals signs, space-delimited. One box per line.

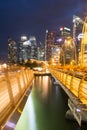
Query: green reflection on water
xmin=15 ymin=76 xmax=87 ymax=130
xmin=14 ymin=100 xmax=29 ymax=130
xmin=15 ymin=76 xmax=68 ymax=130
xmin=15 ymin=91 xmax=38 ymax=130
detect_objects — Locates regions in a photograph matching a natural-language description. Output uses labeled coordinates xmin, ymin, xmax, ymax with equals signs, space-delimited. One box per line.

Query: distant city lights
xmin=57 ymin=38 xmax=62 ymax=42
xmin=60 ymin=27 xmax=71 ymax=31
xmin=21 ymin=36 xmax=27 ymax=41
xmin=60 ymin=27 xmax=64 ymax=31
xmin=77 ymin=33 xmax=87 ymax=41
xmin=23 ymin=40 xmax=31 ymax=46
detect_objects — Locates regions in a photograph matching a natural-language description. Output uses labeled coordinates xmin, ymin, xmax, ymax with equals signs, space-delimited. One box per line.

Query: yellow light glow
xmin=3 ymin=63 xmax=7 ymax=68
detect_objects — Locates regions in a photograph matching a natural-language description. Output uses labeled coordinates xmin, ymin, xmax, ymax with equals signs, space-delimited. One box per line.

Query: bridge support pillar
xmin=65 ymin=98 xmax=87 ymax=126
xmin=65 ymin=109 xmax=75 ymax=120
xmin=65 ymin=98 xmax=82 ymax=126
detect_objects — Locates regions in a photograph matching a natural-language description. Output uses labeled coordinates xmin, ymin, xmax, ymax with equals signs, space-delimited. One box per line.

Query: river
xmin=15 ymin=75 xmax=87 ymax=130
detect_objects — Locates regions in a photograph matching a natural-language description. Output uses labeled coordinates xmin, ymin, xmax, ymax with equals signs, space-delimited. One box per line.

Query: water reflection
xmin=34 ymin=76 xmax=52 ymax=101
xmin=27 ymin=96 xmax=37 ymax=130
xmin=15 ymin=75 xmax=87 ymax=130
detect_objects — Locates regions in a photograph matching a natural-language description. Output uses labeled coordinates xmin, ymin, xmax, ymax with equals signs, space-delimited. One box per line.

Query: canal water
xmin=15 ymin=75 xmax=87 ymax=130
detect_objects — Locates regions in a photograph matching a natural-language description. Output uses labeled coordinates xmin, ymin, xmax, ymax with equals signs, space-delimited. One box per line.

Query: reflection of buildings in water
xmin=34 ymin=76 xmax=52 ymax=101
xmin=39 ymin=76 xmax=43 ymax=92
xmin=34 ymin=76 xmax=43 ymax=92
xmin=27 ymin=95 xmax=37 ymax=130
xmin=42 ymin=76 xmax=49 ymax=98
xmin=34 ymin=76 xmax=39 ymax=87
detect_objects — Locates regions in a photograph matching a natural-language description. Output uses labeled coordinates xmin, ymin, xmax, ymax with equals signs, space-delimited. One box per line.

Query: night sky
xmin=0 ymin=0 xmax=87 ymax=55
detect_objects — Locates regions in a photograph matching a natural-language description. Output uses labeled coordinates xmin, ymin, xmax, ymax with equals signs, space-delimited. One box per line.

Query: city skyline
xmin=0 ymin=0 xmax=87 ymax=55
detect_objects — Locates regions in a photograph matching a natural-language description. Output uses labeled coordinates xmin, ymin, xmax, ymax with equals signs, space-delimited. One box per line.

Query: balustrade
xmin=49 ymin=68 xmax=87 ymax=106
xmin=0 ymin=68 xmax=34 ymax=129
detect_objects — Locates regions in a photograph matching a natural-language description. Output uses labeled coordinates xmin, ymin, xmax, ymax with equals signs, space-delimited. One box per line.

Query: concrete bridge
xmin=0 ymin=67 xmax=34 ymax=130
xmin=49 ymin=67 xmax=87 ymax=126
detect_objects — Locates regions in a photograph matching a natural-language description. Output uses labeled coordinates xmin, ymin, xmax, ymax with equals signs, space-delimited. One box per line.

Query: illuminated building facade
xmin=8 ymin=37 xmax=17 ymax=65
xmin=45 ymin=31 xmax=57 ymax=61
xmin=18 ymin=36 xmax=29 ymax=63
xmin=78 ymin=17 xmax=87 ymax=66
xmin=51 ymin=47 xmax=61 ymax=65
xmin=72 ymin=16 xmax=83 ymax=64
xmin=29 ymin=36 xmax=37 ymax=59
xmin=59 ymin=27 xmax=74 ymax=64
xmin=37 ymin=46 xmax=45 ymax=61
xmin=18 ymin=36 xmax=37 ymax=63
xmin=59 ymin=27 xmax=71 ymax=38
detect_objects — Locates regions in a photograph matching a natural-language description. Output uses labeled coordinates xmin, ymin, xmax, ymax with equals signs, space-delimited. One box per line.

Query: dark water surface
xmin=15 ymin=76 xmax=87 ymax=130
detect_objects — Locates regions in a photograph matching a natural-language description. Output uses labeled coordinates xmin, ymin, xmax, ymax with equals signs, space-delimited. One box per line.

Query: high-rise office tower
xmin=59 ymin=27 xmax=71 ymax=39
xmin=59 ymin=27 xmax=73 ymax=65
xmin=18 ymin=36 xmax=37 ymax=64
xmin=8 ymin=37 xmax=17 ymax=65
xmin=45 ymin=30 xmax=57 ymax=61
xmin=29 ymin=36 xmax=37 ymax=59
xmin=18 ymin=36 xmax=29 ymax=63
xmin=37 ymin=46 xmax=45 ymax=61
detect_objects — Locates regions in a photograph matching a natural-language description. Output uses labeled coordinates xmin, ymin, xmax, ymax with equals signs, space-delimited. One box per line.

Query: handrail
xmin=49 ymin=68 xmax=87 ymax=106
xmin=0 ymin=68 xmax=34 ymax=129
xmin=78 ymin=74 xmax=87 ymax=105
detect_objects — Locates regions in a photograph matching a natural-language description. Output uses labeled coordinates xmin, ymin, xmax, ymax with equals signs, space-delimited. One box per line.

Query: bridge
xmin=47 ymin=16 xmax=87 ymax=126
xmin=49 ymin=66 xmax=87 ymax=126
xmin=0 ymin=64 xmax=87 ymax=129
xmin=0 ymin=66 xmax=34 ymax=130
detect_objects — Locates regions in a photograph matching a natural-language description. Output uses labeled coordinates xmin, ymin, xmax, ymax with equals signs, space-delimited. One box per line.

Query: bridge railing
xmin=0 ymin=68 xmax=34 ymax=128
xmin=79 ymin=74 xmax=87 ymax=105
xmin=49 ymin=68 xmax=87 ymax=106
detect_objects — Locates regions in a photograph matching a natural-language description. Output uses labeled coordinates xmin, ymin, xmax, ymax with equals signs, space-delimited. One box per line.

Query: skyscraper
xmin=37 ymin=46 xmax=45 ymax=61
xmin=45 ymin=30 xmax=57 ymax=61
xmin=8 ymin=37 xmax=17 ymax=65
xmin=18 ymin=36 xmax=29 ymax=63
xmin=29 ymin=36 xmax=37 ymax=59
xmin=59 ymin=26 xmax=71 ymax=38
xmin=18 ymin=36 xmax=37 ymax=64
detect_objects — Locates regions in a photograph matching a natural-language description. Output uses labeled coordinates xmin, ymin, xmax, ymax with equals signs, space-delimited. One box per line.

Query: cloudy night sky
xmin=0 ymin=0 xmax=87 ymax=55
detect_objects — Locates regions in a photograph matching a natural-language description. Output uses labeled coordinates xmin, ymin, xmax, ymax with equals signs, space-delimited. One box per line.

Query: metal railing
xmin=49 ymin=68 xmax=87 ymax=106
xmin=0 ymin=67 xmax=34 ymax=129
